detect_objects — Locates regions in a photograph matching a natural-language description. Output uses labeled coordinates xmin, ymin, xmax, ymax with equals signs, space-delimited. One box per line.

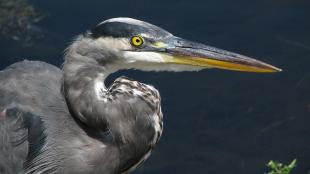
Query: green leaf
xmin=266 ymin=159 xmax=297 ymax=174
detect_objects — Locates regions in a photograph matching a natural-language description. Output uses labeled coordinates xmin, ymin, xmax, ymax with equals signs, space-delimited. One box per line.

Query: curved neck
xmin=62 ymin=36 xmax=155 ymax=142
xmin=63 ymin=48 xmax=112 ymax=130
xmin=62 ymin=37 xmax=161 ymax=173
xmin=62 ymin=36 xmax=124 ymax=128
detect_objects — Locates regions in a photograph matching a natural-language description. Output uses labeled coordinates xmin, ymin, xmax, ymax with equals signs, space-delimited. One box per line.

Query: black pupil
xmin=136 ymin=39 xmax=140 ymax=43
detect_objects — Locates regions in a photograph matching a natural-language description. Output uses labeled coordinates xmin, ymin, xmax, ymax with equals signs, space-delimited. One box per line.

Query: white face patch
xmin=121 ymin=51 xmax=205 ymax=72
xmin=123 ymin=51 xmax=165 ymax=64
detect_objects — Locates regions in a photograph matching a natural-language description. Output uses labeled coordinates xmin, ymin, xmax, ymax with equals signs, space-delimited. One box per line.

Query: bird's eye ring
xmin=131 ymin=36 xmax=144 ymax=47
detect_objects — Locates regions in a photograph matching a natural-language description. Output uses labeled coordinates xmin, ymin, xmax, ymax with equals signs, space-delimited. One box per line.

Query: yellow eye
xmin=131 ymin=36 xmax=144 ymax=47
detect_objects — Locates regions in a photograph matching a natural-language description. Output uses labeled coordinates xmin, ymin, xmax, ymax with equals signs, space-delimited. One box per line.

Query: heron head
xmin=87 ymin=17 xmax=281 ymax=72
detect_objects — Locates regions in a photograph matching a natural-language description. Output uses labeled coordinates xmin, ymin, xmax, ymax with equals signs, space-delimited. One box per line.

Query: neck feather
xmin=63 ymin=38 xmax=114 ymax=129
xmin=62 ymin=37 xmax=162 ymax=173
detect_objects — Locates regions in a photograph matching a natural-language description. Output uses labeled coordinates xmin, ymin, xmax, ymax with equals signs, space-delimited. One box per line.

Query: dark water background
xmin=1 ymin=0 xmax=310 ymax=173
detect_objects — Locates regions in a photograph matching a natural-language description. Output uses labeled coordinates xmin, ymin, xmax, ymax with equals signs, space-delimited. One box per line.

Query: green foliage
xmin=266 ymin=159 xmax=297 ymax=174
xmin=0 ymin=0 xmax=43 ymax=38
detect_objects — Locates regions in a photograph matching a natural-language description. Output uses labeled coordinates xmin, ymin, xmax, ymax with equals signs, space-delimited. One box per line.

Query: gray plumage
xmin=0 ymin=59 xmax=162 ymax=174
xmin=0 ymin=18 xmax=163 ymax=174
xmin=0 ymin=17 xmax=280 ymax=174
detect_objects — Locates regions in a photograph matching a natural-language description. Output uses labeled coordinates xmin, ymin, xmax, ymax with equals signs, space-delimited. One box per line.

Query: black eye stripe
xmin=90 ymin=21 xmax=171 ymax=39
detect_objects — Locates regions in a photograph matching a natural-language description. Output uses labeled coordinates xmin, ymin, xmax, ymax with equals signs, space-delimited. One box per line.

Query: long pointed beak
xmin=158 ymin=37 xmax=281 ymax=73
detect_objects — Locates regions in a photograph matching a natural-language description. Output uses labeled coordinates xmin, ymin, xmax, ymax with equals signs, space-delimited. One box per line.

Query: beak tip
xmin=269 ymin=66 xmax=282 ymax=73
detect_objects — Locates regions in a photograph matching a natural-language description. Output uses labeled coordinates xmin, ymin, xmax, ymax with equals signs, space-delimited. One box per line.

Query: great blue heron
xmin=0 ymin=17 xmax=281 ymax=174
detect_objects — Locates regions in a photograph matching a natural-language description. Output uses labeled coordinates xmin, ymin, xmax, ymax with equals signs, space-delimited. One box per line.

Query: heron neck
xmin=62 ymin=57 xmax=112 ymax=130
xmin=62 ymin=36 xmax=126 ymax=129
xmin=62 ymin=41 xmax=160 ymax=173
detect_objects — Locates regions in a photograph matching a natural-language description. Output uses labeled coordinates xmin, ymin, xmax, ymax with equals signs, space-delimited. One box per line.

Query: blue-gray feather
xmin=0 ymin=60 xmax=162 ymax=173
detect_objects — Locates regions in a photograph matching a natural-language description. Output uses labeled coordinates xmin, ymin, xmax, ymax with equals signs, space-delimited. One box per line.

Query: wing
xmin=0 ymin=108 xmax=45 ymax=174
xmin=104 ymin=76 xmax=163 ymax=173
xmin=0 ymin=60 xmax=63 ymax=174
